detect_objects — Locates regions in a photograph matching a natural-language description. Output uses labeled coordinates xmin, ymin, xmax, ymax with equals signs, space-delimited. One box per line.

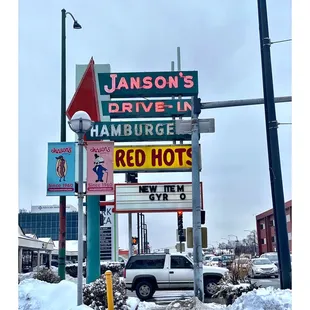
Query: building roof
xmin=53 ymin=240 xmax=78 ymax=252
xmin=256 ymin=200 xmax=292 ymax=220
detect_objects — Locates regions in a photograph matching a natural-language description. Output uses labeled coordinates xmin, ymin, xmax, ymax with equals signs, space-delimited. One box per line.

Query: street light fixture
xmin=68 ymin=110 xmax=93 ymax=306
xmin=59 ymin=8 xmax=82 ymax=281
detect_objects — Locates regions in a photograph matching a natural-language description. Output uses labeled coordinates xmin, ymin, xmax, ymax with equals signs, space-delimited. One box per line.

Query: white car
xmin=203 ymin=254 xmax=215 ymax=265
xmin=248 ymin=258 xmax=278 ymax=278
xmin=124 ymin=253 xmax=228 ymax=300
xmin=207 ymin=256 xmax=222 ymax=267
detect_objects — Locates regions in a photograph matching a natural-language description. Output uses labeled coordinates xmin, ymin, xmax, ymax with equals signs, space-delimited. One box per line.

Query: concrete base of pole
xmin=86 ymin=195 xmax=101 ymax=284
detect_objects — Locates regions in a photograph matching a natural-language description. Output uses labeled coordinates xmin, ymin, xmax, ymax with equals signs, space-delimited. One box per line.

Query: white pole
xmin=77 ymin=130 xmax=84 ymax=305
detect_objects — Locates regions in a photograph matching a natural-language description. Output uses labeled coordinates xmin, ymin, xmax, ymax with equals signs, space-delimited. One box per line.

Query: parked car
xmin=231 ymin=257 xmax=250 ymax=272
xmin=124 ymin=253 xmax=228 ymax=300
xmin=203 ymin=254 xmax=215 ymax=265
xmin=207 ymin=256 xmax=223 ymax=267
xmin=248 ymin=258 xmax=278 ymax=278
xmin=260 ymin=252 xmax=279 ymax=267
xmin=221 ymin=254 xmax=235 ymax=268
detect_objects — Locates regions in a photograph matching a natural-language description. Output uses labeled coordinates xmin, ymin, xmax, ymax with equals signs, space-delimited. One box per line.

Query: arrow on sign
xmin=66 ymin=57 xmax=100 ymax=124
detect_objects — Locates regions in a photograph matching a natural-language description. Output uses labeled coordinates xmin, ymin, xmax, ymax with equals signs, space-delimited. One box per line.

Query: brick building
xmin=256 ymin=200 xmax=292 ymax=255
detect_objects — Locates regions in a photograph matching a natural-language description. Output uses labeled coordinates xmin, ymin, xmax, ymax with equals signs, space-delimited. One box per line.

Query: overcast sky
xmin=19 ymin=0 xmax=291 ymax=250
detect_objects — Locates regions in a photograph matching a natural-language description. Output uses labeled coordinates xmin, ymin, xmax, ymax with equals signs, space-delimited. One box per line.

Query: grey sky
xmin=19 ymin=0 xmax=291 ymax=250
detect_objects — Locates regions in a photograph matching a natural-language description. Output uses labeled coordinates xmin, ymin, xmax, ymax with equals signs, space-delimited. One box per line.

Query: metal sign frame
xmin=113 ymin=182 xmax=203 ymax=213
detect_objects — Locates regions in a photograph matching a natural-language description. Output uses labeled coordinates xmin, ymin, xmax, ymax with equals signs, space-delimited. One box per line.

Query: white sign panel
xmin=31 ymin=204 xmax=77 ymax=213
xmin=115 ymin=182 xmax=203 ymax=213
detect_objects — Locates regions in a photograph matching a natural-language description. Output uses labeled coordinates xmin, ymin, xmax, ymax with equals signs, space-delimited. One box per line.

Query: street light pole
xmin=69 ymin=111 xmax=93 ymax=306
xmin=59 ymin=8 xmax=67 ymax=280
xmin=59 ymin=8 xmax=82 ymax=280
xmin=257 ymin=0 xmax=291 ymax=289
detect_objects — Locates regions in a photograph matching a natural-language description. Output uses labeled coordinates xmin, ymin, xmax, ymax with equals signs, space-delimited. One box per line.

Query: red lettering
xmin=151 ymin=149 xmax=163 ymax=167
xmin=163 ymin=149 xmax=175 ymax=166
xmin=109 ymin=103 xmax=119 ymax=113
xmin=174 ymin=148 xmax=186 ymax=165
xmin=117 ymin=77 xmax=129 ymax=89
xmin=126 ymin=149 xmax=135 ymax=167
xmin=168 ymin=76 xmax=178 ymax=88
xmin=135 ymin=149 xmax=146 ymax=167
xmin=140 ymin=101 xmax=153 ymax=113
xmin=184 ymin=75 xmax=194 ymax=88
xmin=155 ymin=101 xmax=165 ymax=112
xmin=130 ymin=77 xmax=141 ymax=89
xmin=186 ymin=148 xmax=192 ymax=165
xmin=142 ymin=76 xmax=152 ymax=89
xmin=115 ymin=150 xmax=125 ymax=167
xmin=154 ymin=76 xmax=167 ymax=89
xmin=122 ymin=102 xmax=132 ymax=113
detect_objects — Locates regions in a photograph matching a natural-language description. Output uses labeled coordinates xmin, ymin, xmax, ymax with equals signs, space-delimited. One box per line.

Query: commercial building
xmin=256 ymin=200 xmax=292 ymax=255
xmin=18 ymin=204 xmax=78 ymax=241
xmin=18 ymin=225 xmax=54 ymax=273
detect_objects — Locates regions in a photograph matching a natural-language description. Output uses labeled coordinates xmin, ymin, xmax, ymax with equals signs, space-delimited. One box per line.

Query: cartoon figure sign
xmin=86 ymin=141 xmax=114 ymax=195
xmin=47 ymin=142 xmax=76 ymax=196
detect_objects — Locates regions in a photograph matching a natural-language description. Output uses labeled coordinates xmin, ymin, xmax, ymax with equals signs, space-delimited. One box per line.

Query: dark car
xmin=221 ymin=254 xmax=235 ymax=268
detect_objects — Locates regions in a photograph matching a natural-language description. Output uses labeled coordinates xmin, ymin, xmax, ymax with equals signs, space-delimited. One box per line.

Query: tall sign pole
xmin=191 ymin=96 xmax=204 ymax=301
xmin=257 ymin=0 xmax=291 ymax=289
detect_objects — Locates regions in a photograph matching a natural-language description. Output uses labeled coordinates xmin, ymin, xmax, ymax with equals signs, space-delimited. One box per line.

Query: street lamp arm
xmin=66 ymin=11 xmax=77 ymax=22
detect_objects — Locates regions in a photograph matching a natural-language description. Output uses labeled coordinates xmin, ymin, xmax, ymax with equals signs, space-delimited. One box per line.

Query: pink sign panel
xmin=86 ymin=141 xmax=114 ymax=195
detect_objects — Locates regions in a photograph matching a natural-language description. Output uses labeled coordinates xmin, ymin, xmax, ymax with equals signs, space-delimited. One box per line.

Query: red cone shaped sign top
xmin=66 ymin=57 xmax=100 ymax=123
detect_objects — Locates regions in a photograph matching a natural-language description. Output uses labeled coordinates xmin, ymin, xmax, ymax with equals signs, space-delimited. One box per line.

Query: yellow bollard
xmin=105 ymin=270 xmax=114 ymax=310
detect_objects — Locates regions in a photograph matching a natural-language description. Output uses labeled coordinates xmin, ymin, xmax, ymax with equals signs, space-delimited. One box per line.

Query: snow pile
xmin=18 ymin=278 xmax=92 ymax=310
xmin=127 ymin=297 xmax=162 ymax=309
xmin=228 ymin=287 xmax=292 ymax=310
xmin=166 ymin=297 xmax=224 ymax=309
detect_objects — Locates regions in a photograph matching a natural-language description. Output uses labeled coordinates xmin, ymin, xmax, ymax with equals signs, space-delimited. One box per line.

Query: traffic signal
xmin=193 ymin=97 xmax=201 ymax=115
xmin=201 ymin=210 xmax=206 ymax=225
xmin=177 ymin=211 xmax=184 ymax=237
xmin=132 ymin=236 xmax=138 ymax=245
xmin=126 ymin=172 xmax=138 ymax=183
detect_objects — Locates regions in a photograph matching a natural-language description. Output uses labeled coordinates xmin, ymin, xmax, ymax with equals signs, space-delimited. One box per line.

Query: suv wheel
xmin=204 ymin=278 xmax=219 ymax=298
xmin=135 ymin=281 xmax=154 ymax=300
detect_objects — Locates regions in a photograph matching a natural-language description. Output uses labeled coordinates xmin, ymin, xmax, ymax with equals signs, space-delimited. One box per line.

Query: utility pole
xmin=191 ymin=96 xmax=204 ymax=301
xmin=257 ymin=0 xmax=291 ymax=289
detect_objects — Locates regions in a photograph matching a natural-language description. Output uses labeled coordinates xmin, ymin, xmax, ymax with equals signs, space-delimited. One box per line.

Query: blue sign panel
xmin=47 ymin=142 xmax=76 ymax=196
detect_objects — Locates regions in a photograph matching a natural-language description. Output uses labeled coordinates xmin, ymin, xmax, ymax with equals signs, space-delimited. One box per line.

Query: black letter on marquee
xmin=180 ymin=193 xmax=186 ymax=200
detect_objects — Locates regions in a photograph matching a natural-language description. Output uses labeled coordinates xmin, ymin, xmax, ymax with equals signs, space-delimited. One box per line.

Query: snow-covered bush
xmin=213 ymin=274 xmax=261 ymax=306
xmin=83 ymin=273 xmax=128 ymax=310
xmin=33 ymin=267 xmax=61 ymax=284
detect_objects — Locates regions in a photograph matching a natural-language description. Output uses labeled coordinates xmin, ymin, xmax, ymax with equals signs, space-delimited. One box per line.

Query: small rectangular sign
xmin=175 ymin=118 xmax=215 ymax=134
xmin=86 ymin=120 xmax=191 ymax=142
xmin=46 ymin=142 xmax=76 ymax=196
xmin=114 ymin=182 xmax=203 ymax=213
xmin=86 ymin=141 xmax=114 ymax=195
xmin=101 ymin=99 xmax=192 ymax=118
xmin=113 ymin=144 xmax=200 ymax=173
xmin=98 ymin=71 xmax=199 ymax=98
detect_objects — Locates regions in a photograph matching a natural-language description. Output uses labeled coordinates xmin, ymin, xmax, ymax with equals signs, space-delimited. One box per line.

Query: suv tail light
xmin=123 ymin=268 xmax=126 ymax=278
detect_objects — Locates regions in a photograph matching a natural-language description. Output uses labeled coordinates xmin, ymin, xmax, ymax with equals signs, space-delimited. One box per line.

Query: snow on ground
xmin=227 ymin=287 xmax=292 ymax=310
xmin=18 ymin=276 xmax=292 ymax=310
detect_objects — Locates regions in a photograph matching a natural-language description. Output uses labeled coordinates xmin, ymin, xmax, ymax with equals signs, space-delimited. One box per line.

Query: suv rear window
xmin=126 ymin=255 xmax=165 ymax=269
